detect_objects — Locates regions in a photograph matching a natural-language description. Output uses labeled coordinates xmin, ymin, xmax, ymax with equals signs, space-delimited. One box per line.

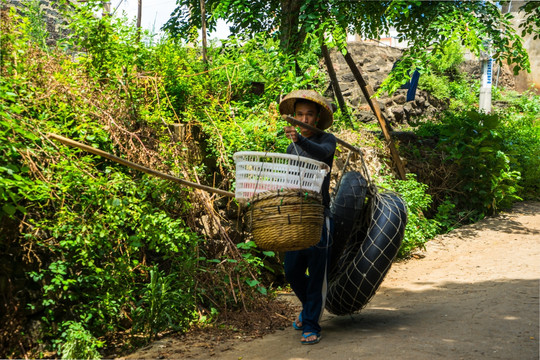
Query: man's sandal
xmin=292 ymin=313 xmax=303 ymax=330
xmin=301 ymin=332 xmax=321 ymax=345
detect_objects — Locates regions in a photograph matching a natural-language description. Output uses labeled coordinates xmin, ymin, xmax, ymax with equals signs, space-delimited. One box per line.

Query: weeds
xmin=59 ymin=322 xmax=103 ymax=360
xmin=380 ymin=173 xmax=439 ymax=257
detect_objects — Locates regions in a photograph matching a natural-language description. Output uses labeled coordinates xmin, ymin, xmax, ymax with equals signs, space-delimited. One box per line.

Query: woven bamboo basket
xmin=246 ymin=189 xmax=324 ymax=252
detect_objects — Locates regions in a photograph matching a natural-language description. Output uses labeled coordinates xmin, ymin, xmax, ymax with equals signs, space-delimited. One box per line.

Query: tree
xmin=163 ymin=0 xmax=530 ymax=94
xmin=518 ymin=0 xmax=540 ymax=39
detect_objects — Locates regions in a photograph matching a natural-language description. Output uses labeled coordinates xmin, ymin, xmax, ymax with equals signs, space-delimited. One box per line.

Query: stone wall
xmin=2 ymin=0 xmax=77 ymax=46
xmin=325 ymin=41 xmax=520 ymax=126
xmin=325 ymin=42 xmax=448 ymax=125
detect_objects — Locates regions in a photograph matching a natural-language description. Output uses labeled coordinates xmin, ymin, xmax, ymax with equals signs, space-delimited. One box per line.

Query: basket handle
xmin=252 ymin=156 xmax=266 ymax=197
xmin=288 ymin=137 xmax=308 ymax=192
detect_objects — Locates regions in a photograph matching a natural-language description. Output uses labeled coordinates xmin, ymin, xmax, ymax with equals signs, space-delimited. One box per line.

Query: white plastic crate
xmin=233 ymin=151 xmax=329 ymax=200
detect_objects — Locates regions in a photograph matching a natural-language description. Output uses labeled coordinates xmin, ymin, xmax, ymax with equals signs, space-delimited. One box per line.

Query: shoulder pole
xmin=47 ymin=133 xmax=236 ymax=198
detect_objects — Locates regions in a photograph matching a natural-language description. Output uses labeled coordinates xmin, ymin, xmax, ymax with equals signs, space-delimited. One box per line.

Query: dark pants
xmin=284 ymin=217 xmax=333 ymax=334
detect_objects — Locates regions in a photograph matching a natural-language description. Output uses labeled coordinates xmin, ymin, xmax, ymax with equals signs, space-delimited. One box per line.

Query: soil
xmin=119 ymin=201 xmax=540 ymax=360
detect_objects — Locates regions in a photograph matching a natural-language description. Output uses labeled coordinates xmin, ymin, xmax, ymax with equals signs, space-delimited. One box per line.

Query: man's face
xmin=294 ymin=102 xmax=319 ymax=138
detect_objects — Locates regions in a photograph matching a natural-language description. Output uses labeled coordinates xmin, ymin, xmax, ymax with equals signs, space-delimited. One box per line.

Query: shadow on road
xmin=445 ymin=201 xmax=540 ymax=240
xmin=319 ymin=278 xmax=540 ymax=360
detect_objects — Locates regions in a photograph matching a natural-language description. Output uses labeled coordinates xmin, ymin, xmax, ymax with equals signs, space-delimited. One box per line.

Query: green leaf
xmin=129 ymin=235 xmax=142 ymax=248
xmin=257 ymin=286 xmax=267 ymax=295
xmin=245 ymin=279 xmax=259 ymax=287
xmin=2 ymin=203 xmax=16 ymax=215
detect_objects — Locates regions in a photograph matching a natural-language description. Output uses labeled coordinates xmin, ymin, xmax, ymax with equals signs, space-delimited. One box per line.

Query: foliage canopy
xmin=165 ymin=0 xmax=530 ymax=94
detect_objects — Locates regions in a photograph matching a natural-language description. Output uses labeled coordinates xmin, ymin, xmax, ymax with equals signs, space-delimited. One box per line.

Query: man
xmin=279 ymin=89 xmax=336 ymax=345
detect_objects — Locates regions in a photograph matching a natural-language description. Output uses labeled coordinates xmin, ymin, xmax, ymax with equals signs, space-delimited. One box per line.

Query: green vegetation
xmin=1 ymin=5 xmax=204 ymax=357
xmin=380 ymin=173 xmax=440 ymax=257
xmin=59 ymin=321 xmax=103 ymax=360
xmin=0 ymin=3 xmax=330 ymax=357
xmin=167 ymin=0 xmax=530 ymax=94
xmin=1 ymin=1 xmax=538 ymax=358
xmin=418 ymin=40 xmax=467 ymax=102
xmin=409 ymin=41 xmax=540 ymax=228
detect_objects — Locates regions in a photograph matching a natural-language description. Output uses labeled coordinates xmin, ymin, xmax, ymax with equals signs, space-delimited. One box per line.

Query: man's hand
xmin=284 ymin=126 xmax=299 ymax=142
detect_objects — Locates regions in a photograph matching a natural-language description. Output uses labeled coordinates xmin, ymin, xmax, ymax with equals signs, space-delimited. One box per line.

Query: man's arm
xmin=294 ymin=134 xmax=336 ymax=159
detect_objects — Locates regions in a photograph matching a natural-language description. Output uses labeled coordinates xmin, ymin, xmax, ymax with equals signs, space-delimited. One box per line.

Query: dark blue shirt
xmin=286 ymin=132 xmax=336 ymax=207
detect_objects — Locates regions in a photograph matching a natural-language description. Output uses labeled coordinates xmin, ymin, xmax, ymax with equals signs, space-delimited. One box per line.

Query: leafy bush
xmin=63 ymin=1 xmax=152 ymax=81
xmin=59 ymin=321 xmax=103 ymax=360
xmin=499 ymin=91 xmax=540 ymax=198
xmin=381 ymin=174 xmax=439 ymax=257
xmin=429 ymin=40 xmax=465 ymax=78
xmin=0 ymin=7 xmax=200 ymax=356
xmin=27 ymin=167 xmax=200 ymax=340
xmin=447 ymin=79 xmax=480 ymax=109
xmin=20 ymin=0 xmax=50 ymax=50
xmin=414 ymin=110 xmax=525 ymax=221
xmin=2 ymin=4 xmax=313 ymax=356
xmin=419 ymin=73 xmax=452 ymax=101
xmin=132 ymin=266 xmax=196 ymax=340
xmin=417 ymin=40 xmax=481 ymax=109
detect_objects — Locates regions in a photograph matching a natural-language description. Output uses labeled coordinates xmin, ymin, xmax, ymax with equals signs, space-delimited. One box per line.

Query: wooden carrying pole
xmin=47 ymin=133 xmax=235 ymax=198
xmin=321 ymin=44 xmax=353 ymax=129
xmin=342 ymin=52 xmax=407 ymax=180
xmin=283 ymin=115 xmax=376 ymax=187
xmin=282 ymin=115 xmax=364 ymax=155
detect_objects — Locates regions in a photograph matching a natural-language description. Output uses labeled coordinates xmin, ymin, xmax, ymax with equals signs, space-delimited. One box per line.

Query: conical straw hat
xmin=279 ymin=90 xmax=333 ymax=130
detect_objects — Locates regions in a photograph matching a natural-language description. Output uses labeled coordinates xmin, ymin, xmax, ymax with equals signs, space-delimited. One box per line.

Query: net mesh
xmin=328 ymin=171 xmax=368 ymax=277
xmin=326 ymin=172 xmax=407 ymax=315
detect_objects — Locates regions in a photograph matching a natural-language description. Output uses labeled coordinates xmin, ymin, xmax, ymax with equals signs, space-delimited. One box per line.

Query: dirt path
xmin=123 ymin=201 xmax=540 ymax=360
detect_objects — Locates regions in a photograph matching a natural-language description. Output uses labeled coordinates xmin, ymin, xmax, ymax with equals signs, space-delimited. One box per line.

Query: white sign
xmin=482 ymin=58 xmax=493 ymax=88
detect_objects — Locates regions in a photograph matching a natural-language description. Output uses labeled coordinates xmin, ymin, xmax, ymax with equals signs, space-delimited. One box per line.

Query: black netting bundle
xmin=326 ymin=171 xmax=407 ymax=315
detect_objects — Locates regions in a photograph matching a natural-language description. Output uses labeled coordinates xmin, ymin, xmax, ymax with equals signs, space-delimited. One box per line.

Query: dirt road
xmin=124 ymin=201 xmax=539 ymax=360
